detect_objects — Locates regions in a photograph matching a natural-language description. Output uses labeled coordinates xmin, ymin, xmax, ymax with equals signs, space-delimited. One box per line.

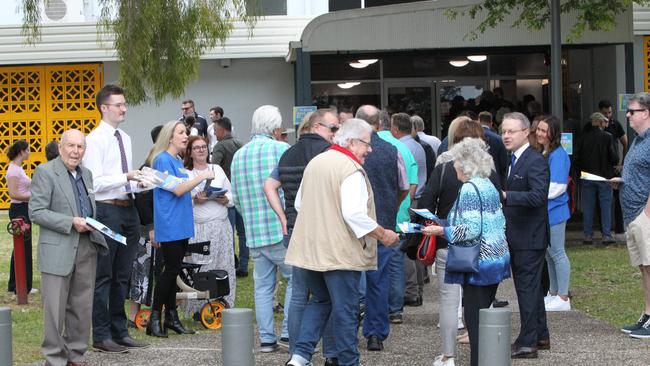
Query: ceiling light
xmin=337 ymin=83 xmax=356 ymax=89
xmin=357 ymin=59 xmax=378 ymax=65
xmin=349 ymin=62 xmax=368 ymax=69
xmin=449 ymin=60 xmax=469 ymax=67
xmin=467 ymin=55 xmax=487 ymax=62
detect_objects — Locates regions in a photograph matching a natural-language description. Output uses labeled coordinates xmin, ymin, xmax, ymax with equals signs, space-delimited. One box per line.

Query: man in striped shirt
xmin=231 ymin=105 xmax=292 ymax=353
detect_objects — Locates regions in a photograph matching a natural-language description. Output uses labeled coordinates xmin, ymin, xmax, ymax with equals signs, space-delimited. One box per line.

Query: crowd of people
xmin=4 ymin=84 xmax=650 ymax=366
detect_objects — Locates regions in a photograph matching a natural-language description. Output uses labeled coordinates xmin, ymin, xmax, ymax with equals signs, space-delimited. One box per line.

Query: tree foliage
xmin=445 ymin=0 xmax=650 ymax=42
xmin=22 ymin=0 xmax=257 ymax=105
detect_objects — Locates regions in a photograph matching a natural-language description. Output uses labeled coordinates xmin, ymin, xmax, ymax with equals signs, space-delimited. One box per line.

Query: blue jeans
xmin=289 ymin=266 xmax=337 ymax=357
xmin=387 ymin=245 xmax=406 ymax=315
xmin=362 ymin=244 xmax=392 ymax=340
xmin=249 ymin=242 xmax=292 ymax=343
xmin=581 ymin=180 xmax=613 ymax=237
xmin=228 ymin=207 xmax=248 ymax=272
xmin=546 ymin=221 xmax=571 ymax=296
xmin=294 ymin=270 xmax=361 ymax=366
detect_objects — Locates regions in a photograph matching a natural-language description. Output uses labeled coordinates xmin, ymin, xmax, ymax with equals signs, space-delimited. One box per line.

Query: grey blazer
xmin=29 ymin=157 xmax=108 ymax=276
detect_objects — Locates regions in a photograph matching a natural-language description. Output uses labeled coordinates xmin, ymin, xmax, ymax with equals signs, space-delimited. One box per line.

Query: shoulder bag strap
xmin=466 ymin=181 xmax=483 ymax=239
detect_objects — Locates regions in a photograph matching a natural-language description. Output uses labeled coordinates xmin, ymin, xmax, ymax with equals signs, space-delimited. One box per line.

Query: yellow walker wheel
xmin=200 ymin=300 xmax=229 ymax=329
xmin=134 ymin=309 xmax=151 ymax=330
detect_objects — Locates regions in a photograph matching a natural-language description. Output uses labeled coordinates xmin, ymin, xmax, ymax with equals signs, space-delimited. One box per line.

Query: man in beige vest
xmin=285 ymin=118 xmax=400 ymax=366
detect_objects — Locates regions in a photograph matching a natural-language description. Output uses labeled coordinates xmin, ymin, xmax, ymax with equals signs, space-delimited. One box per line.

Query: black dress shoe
xmin=537 ymin=339 xmax=550 ymax=350
xmin=92 ymin=339 xmax=129 ymax=354
xmin=114 ymin=336 xmax=150 ymax=348
xmin=511 ymin=345 xmax=538 ymax=359
xmin=324 ymin=358 xmax=339 ymax=366
xmin=367 ymin=335 xmax=384 ymax=351
xmin=492 ymin=298 xmax=509 ymax=308
xmin=404 ymin=296 xmax=423 ymax=307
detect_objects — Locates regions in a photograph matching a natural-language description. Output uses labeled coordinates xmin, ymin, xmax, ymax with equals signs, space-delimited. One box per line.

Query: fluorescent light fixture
xmin=349 ymin=62 xmax=368 ymax=69
xmin=467 ymin=55 xmax=487 ymax=62
xmin=357 ymin=59 xmax=378 ymax=65
xmin=449 ymin=60 xmax=469 ymax=67
xmin=337 ymin=82 xmax=361 ymax=89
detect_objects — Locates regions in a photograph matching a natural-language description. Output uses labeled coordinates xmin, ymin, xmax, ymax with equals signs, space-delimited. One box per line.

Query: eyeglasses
xmin=501 ymin=128 xmax=527 ymax=136
xmin=318 ymin=122 xmax=339 ymax=133
xmin=181 ymin=106 xmax=192 ymax=111
xmin=105 ymin=103 xmax=127 ymax=109
xmin=626 ymin=108 xmax=647 ymax=115
xmin=192 ymin=145 xmax=208 ymax=151
xmin=355 ymin=138 xmax=371 ymax=147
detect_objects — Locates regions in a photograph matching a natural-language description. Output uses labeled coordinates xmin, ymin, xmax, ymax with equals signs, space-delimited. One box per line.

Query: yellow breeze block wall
xmin=0 ymin=64 xmax=103 ymax=209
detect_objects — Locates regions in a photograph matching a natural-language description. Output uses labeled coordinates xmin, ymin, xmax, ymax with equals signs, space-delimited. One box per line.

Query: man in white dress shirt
xmin=83 ymin=84 xmax=149 ymax=353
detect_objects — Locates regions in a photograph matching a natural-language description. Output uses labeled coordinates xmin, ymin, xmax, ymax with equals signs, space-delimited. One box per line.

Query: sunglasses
xmin=318 ymin=122 xmax=339 ymax=133
xmin=626 ymin=108 xmax=647 ymax=115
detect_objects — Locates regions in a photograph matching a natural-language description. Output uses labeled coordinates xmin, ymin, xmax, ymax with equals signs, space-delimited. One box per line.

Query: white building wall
xmin=104 ymin=57 xmax=295 ymax=165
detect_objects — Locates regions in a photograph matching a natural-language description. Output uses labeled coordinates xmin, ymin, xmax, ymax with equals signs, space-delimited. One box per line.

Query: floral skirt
xmin=180 ymin=217 xmax=236 ymax=315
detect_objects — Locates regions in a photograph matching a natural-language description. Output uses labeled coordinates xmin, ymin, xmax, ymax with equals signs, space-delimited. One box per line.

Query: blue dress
xmin=444 ymin=177 xmax=511 ymax=286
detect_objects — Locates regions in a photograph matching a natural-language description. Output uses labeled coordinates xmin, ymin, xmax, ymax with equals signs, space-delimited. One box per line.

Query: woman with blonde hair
xmin=145 ymin=121 xmax=215 ymax=338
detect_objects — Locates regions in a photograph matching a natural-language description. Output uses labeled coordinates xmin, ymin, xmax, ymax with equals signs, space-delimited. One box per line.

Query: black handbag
xmin=446 ymin=181 xmax=483 ymax=273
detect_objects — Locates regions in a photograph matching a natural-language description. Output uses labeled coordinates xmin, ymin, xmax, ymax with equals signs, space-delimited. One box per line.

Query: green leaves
xmin=446 ymin=0 xmax=650 ymax=43
xmin=22 ymin=0 xmax=257 ymax=105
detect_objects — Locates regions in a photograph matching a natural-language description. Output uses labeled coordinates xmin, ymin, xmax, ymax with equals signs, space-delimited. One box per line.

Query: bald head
xmin=59 ymin=129 xmax=86 ymax=171
xmin=355 ymin=105 xmax=380 ymax=129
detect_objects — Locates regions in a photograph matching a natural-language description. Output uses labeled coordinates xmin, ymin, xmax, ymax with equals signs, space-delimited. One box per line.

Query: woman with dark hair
xmin=5 ymin=140 xmax=33 ymax=294
xmin=145 ymin=121 xmax=214 ymax=338
xmin=181 ymin=135 xmax=236 ymax=315
xmin=535 ymin=115 xmax=572 ymax=312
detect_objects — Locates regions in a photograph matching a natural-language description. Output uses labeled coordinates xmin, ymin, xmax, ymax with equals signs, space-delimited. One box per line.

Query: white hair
xmin=332 ymin=118 xmax=372 ymax=148
xmin=437 ymin=138 xmax=494 ymax=178
xmin=411 ymin=115 xmax=425 ymax=132
xmin=251 ymin=105 xmax=282 ymax=135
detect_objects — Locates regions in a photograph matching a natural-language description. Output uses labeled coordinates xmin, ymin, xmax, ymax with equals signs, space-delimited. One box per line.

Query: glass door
xmin=382 ymin=81 xmax=435 ymax=136
xmin=437 ymin=80 xmax=487 ymax=138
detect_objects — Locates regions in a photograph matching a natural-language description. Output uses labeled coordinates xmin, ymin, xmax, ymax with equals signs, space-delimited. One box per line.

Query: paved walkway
xmin=31 ymin=274 xmax=649 ymax=366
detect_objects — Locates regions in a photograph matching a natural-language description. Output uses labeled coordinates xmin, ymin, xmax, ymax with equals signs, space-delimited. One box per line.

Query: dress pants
xmin=510 ymin=248 xmax=549 ymax=347
xmin=463 ymin=284 xmax=498 ymax=366
xmin=92 ymin=203 xmax=139 ymax=343
xmin=42 ymin=234 xmax=97 ymax=366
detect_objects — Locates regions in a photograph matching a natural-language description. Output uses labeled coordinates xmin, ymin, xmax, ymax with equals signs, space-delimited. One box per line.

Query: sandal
xmin=457 ymin=332 xmax=469 ymax=344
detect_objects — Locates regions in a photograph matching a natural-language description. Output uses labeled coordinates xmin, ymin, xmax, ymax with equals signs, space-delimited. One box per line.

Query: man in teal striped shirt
xmin=231 ymin=105 xmax=292 ymax=353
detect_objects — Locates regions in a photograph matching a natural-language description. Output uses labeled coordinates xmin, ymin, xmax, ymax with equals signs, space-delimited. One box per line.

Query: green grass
xmin=567 ymin=243 xmax=644 ymax=327
xmin=0 ymin=211 xmax=288 ymax=365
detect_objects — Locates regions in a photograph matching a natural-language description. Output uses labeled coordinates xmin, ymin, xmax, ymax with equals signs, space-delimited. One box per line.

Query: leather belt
xmin=97 ymin=199 xmax=133 ymax=207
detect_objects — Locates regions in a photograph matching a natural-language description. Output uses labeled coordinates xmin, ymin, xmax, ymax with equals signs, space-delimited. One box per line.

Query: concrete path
xmin=31 ymin=275 xmax=649 ymax=366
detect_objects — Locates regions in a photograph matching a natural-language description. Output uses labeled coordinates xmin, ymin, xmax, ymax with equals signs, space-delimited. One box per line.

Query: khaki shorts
xmin=626 ymin=211 xmax=650 ymax=266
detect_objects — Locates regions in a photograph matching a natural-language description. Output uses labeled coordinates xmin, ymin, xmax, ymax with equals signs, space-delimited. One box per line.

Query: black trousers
xmin=153 ymin=239 xmax=188 ymax=312
xmin=8 ymin=202 xmax=32 ymax=293
xmin=463 ymin=283 xmax=498 ymax=366
xmin=511 ymin=249 xmax=549 ymax=348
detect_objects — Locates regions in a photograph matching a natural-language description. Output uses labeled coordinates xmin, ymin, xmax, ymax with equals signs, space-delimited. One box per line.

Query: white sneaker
xmin=543 ymin=293 xmax=556 ymax=305
xmin=29 ymin=288 xmax=39 ymax=295
xmin=433 ymin=355 xmax=455 ymax=366
xmin=457 ymin=318 xmax=465 ymax=329
xmin=545 ymin=296 xmax=571 ymax=312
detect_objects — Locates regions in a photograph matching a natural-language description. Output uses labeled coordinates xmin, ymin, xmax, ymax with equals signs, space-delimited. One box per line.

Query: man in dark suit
xmin=30 ymin=129 xmax=109 ymax=366
xmin=501 ymin=112 xmax=550 ymax=359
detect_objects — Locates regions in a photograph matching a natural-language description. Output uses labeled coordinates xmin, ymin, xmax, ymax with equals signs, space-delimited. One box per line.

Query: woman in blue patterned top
xmin=422 ymin=138 xmax=510 ymax=366
xmin=535 ymin=115 xmax=572 ymax=312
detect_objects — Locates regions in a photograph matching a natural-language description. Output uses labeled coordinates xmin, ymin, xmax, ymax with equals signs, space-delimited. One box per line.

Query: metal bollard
xmin=221 ymin=308 xmax=255 ymax=366
xmin=478 ymin=307 xmax=511 ymax=366
xmin=0 ymin=308 xmax=12 ymax=366
xmin=8 ymin=218 xmax=30 ymax=305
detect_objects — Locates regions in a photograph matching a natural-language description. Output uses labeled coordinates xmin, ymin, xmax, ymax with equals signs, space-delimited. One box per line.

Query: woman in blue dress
xmin=422 ymin=137 xmax=511 ymax=366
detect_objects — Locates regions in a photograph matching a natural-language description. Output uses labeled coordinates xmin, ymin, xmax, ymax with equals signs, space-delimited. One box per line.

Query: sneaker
xmin=629 ymin=317 xmax=650 ymax=339
xmin=544 ymin=293 xmax=557 ymax=305
xmin=286 ymin=354 xmax=312 ymax=366
xmin=621 ymin=314 xmax=650 ymax=334
xmin=278 ymin=337 xmax=289 ymax=349
xmin=602 ymin=235 xmax=616 ymax=245
xmin=260 ymin=342 xmax=279 ymax=353
xmin=389 ymin=313 xmax=403 ymax=324
xmin=29 ymin=288 xmax=39 ymax=294
xmin=545 ymin=296 xmax=571 ymax=312
xmin=433 ymin=354 xmax=455 ymax=366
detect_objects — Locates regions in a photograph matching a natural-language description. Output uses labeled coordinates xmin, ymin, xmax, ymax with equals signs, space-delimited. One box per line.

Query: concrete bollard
xmin=221 ymin=308 xmax=255 ymax=366
xmin=0 ymin=307 xmax=12 ymax=366
xmin=478 ymin=307 xmax=511 ymax=366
